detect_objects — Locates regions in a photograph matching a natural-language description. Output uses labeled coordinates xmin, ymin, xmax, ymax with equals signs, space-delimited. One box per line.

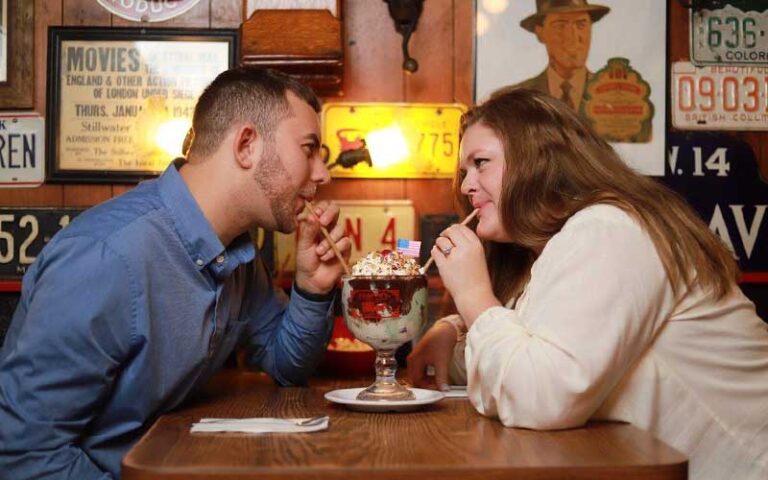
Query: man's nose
xmin=312 ymin=156 xmax=331 ymax=185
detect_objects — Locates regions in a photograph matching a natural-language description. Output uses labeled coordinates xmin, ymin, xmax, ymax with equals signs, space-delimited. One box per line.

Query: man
xmin=0 ymin=67 xmax=351 ymax=479
xmin=513 ymin=0 xmax=610 ymax=113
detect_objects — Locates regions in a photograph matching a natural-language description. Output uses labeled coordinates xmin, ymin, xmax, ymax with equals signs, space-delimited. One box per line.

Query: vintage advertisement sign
xmin=584 ymin=58 xmax=653 ymax=143
xmin=97 ymin=0 xmax=202 ymax=23
xmin=322 ymin=103 xmax=466 ymax=179
xmin=0 ymin=113 xmax=45 ymax=188
xmin=664 ymin=132 xmax=767 ymax=281
xmin=51 ymin=33 xmax=231 ymax=178
xmin=690 ymin=2 xmax=768 ymax=65
xmin=475 ymin=0 xmax=667 ymax=175
xmin=274 ymin=200 xmax=415 ymax=273
xmin=671 ymin=62 xmax=768 ymax=130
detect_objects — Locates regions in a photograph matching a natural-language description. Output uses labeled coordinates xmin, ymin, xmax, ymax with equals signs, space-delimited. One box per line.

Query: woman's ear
xmin=233 ymin=123 xmax=259 ymax=169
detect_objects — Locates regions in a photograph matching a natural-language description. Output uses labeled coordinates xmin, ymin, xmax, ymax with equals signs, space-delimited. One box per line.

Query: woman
xmin=408 ymin=88 xmax=768 ymax=480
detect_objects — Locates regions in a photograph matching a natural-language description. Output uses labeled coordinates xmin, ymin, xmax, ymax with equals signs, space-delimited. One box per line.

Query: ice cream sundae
xmin=341 ymin=250 xmax=428 ymax=401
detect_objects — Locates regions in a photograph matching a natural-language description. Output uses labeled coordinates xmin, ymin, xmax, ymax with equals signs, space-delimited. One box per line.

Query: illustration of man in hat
xmin=512 ymin=0 xmax=610 ymax=113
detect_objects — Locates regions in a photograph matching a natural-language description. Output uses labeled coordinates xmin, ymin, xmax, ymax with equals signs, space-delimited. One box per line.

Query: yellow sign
xmin=274 ymin=200 xmax=415 ymax=273
xmin=322 ymin=103 xmax=466 ymax=178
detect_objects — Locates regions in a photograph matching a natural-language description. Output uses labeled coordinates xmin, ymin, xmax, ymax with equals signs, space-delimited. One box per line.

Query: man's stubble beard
xmin=254 ymin=140 xmax=297 ymax=234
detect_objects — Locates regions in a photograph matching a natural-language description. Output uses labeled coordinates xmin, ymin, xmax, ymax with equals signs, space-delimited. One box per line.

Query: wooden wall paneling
xmin=34 ymin=0 xmax=63 ymax=114
xmin=404 ymin=0 xmax=453 ymax=102
xmin=7 ymin=0 xmax=66 ymax=207
xmin=211 ymin=0 xmax=243 ymax=28
xmin=667 ymin=0 xmax=687 ymax=62
xmin=0 ymin=186 xmax=63 ymax=207
xmin=318 ymin=178 xmax=406 ymax=202
xmin=405 ymin=179 xmax=455 ymax=219
xmin=111 ymin=185 xmax=135 ymax=198
xmin=452 ymin=0 xmax=473 ymax=105
xmin=63 ymin=185 xmax=113 ymax=207
xmin=110 ymin=0 xmax=210 ymax=28
xmin=63 ymin=0 xmax=111 ymax=26
xmin=341 ymin=0 xmax=404 ymax=101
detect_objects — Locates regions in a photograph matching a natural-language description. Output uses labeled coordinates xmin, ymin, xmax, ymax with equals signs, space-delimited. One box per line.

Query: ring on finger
xmin=442 ymin=245 xmax=453 ymax=256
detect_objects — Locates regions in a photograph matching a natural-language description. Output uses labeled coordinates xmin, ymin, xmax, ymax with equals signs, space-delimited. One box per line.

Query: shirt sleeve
xmin=465 ymin=210 xmax=675 ymax=430
xmin=239 ymin=260 xmax=334 ymax=386
xmin=0 ymin=236 xmax=135 ymax=479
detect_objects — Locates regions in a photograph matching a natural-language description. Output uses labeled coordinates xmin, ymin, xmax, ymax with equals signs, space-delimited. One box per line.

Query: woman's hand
xmin=433 ymin=224 xmax=500 ymax=326
xmin=407 ymin=320 xmax=460 ymax=391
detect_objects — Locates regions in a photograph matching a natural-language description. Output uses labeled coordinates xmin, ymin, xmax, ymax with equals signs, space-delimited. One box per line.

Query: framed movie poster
xmin=475 ymin=0 xmax=667 ymax=176
xmin=46 ymin=27 xmax=238 ymax=183
xmin=0 ymin=0 xmax=34 ymax=109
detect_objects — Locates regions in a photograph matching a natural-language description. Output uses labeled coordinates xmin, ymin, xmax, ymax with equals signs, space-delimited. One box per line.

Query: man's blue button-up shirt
xmin=0 ymin=164 xmax=334 ymax=479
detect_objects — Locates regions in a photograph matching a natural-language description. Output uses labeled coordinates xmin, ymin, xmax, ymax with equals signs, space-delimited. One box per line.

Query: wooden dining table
xmin=122 ymin=369 xmax=687 ymax=480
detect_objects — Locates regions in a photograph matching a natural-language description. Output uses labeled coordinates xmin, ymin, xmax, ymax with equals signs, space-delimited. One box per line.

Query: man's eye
xmin=302 ymin=145 xmax=318 ymax=157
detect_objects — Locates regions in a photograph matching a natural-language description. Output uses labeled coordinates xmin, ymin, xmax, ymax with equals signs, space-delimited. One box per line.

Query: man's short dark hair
xmin=188 ymin=67 xmax=320 ymax=157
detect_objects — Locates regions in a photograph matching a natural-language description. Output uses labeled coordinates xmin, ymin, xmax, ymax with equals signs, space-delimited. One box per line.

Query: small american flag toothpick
xmin=396 ymin=238 xmax=421 ymax=258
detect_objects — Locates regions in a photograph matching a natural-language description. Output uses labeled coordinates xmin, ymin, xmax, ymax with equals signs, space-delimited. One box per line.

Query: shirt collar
xmin=158 ymin=160 xmax=255 ymax=271
xmin=546 ymin=66 xmax=587 ymax=97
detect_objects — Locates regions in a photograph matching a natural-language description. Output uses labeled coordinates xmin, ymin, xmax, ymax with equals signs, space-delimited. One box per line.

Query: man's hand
xmin=294 ymin=201 xmax=351 ymax=295
xmin=407 ymin=320 xmax=460 ymax=391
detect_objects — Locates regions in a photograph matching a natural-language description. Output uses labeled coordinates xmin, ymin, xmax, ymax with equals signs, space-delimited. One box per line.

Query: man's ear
xmin=534 ymin=24 xmax=545 ymax=43
xmin=233 ymin=123 xmax=259 ymax=169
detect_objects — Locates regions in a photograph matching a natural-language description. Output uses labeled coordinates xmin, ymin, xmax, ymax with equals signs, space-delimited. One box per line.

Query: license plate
xmin=690 ymin=3 xmax=768 ymax=65
xmin=671 ymin=61 xmax=768 ymax=130
xmin=322 ymin=103 xmax=466 ymax=179
xmin=0 ymin=209 xmax=84 ymax=277
xmin=0 ymin=114 xmax=46 ymax=187
xmin=274 ymin=200 xmax=415 ymax=273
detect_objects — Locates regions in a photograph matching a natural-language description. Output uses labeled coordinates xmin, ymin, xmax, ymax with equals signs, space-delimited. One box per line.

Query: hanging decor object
xmin=240 ymin=3 xmax=344 ymax=96
xmin=383 ymin=0 xmax=424 ymax=73
xmin=96 ymin=0 xmax=202 ymax=23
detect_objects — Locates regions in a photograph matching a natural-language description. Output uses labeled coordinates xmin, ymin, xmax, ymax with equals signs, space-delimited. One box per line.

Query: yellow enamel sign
xmin=322 ymin=103 xmax=466 ymax=178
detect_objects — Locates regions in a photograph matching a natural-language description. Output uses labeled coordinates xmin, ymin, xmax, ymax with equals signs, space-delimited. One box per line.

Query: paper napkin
xmin=190 ymin=416 xmax=329 ymax=434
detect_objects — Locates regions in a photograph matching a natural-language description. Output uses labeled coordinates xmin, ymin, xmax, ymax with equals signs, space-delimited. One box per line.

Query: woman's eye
xmin=474 ymin=158 xmax=489 ymax=168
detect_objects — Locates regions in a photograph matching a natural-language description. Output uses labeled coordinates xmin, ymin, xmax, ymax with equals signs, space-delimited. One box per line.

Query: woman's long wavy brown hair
xmin=455 ymin=88 xmax=738 ymax=304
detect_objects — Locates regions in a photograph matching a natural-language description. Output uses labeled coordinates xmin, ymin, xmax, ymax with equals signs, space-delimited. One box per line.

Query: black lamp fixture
xmin=383 ymin=0 xmax=424 ymax=73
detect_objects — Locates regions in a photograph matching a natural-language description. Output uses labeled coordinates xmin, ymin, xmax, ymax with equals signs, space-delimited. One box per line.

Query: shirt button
xmin=216 ymin=255 xmax=225 ymax=264
xmin=196 ymin=259 xmax=204 ymax=266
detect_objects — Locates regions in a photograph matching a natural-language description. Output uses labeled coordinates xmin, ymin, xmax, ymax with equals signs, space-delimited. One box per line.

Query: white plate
xmin=324 ymin=387 xmax=445 ymax=412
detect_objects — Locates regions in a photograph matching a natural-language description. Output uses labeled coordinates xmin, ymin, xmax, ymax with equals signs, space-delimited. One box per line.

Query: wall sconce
xmin=383 ymin=0 xmax=424 ymax=73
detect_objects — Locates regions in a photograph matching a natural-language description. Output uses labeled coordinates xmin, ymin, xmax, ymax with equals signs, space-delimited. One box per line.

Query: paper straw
xmin=304 ymin=200 xmax=351 ymax=275
xmin=419 ymin=208 xmax=480 ymax=274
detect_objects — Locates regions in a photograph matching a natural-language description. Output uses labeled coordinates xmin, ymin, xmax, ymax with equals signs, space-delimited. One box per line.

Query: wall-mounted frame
xmin=0 ymin=0 xmax=34 ymax=109
xmin=474 ymin=0 xmax=667 ymax=176
xmin=46 ymin=27 xmax=238 ymax=183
